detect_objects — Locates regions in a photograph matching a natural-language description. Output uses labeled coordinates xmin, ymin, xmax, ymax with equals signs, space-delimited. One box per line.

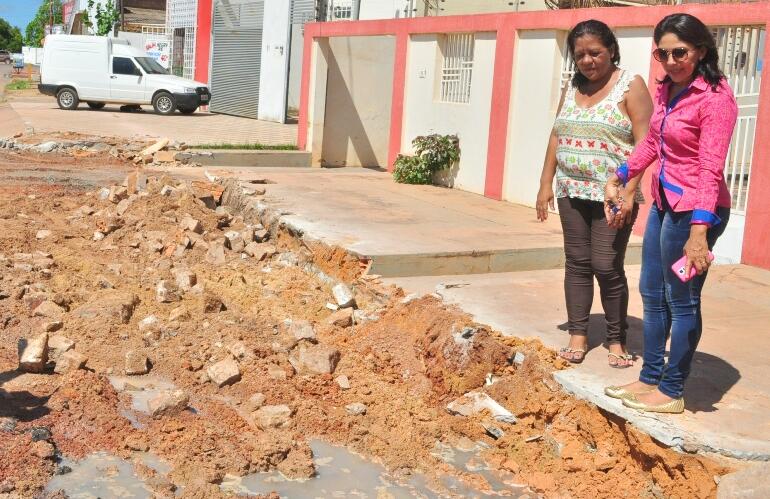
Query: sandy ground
xmin=0 ymin=133 xmax=734 ymax=498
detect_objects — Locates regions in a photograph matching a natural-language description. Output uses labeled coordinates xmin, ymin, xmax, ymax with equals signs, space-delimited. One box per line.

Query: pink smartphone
xmin=671 ymin=252 xmax=714 ymax=282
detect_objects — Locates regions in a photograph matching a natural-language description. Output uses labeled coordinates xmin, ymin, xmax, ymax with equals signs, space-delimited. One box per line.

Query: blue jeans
xmin=638 ymin=202 xmax=730 ymax=398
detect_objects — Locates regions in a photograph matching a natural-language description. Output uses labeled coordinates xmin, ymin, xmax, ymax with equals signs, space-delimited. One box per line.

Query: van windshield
xmin=135 ymin=57 xmax=168 ymax=75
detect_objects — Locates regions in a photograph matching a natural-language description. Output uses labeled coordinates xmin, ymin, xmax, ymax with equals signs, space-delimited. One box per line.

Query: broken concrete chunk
xmin=138 ymin=316 xmax=161 ymax=333
xmin=254 ymin=229 xmax=269 ymax=243
xmin=140 ymin=138 xmax=170 ymax=156
xmin=289 ymin=320 xmax=316 ymax=341
xmin=246 ymin=393 xmax=266 ymax=412
xmin=115 ymin=198 xmax=132 ymax=216
xmin=33 ymin=300 xmax=65 ymax=320
xmin=253 ymin=405 xmax=293 ymax=429
xmin=156 ymin=280 xmax=180 ymax=303
xmin=335 ymin=375 xmax=351 ymax=390
xmin=179 ymin=216 xmax=203 ymax=234
xmin=125 ymin=350 xmax=150 ymax=375
xmin=289 ymin=344 xmax=340 ymax=375
xmin=108 ymin=185 xmax=128 ymax=203
xmin=345 ymin=403 xmax=367 ymax=416
xmin=18 ymin=333 xmax=49 ymax=373
xmin=227 ymin=341 xmax=249 ymax=360
xmin=205 ymin=241 xmax=226 ymax=266
xmin=36 ymin=229 xmax=52 ymax=240
xmin=169 ymin=306 xmax=189 ymax=322
xmin=201 ymin=293 xmax=224 ymax=313
xmin=74 ymin=291 xmax=139 ymax=324
xmin=160 ymin=185 xmax=176 ymax=197
xmin=241 ymin=227 xmax=255 ymax=244
xmin=224 ymin=231 xmax=245 ymax=253
xmin=446 ymin=392 xmax=517 ymax=424
xmin=47 ymin=335 xmax=75 ymax=361
xmin=207 ymin=358 xmax=241 ymax=387
xmin=43 ymin=321 xmax=63 ymax=333
xmin=332 ymin=284 xmax=356 ymax=308
xmin=173 ymin=269 xmax=197 ymax=291
xmin=147 ymin=389 xmax=190 ymax=418
xmin=153 ymin=150 xmax=176 ymax=163
xmin=327 ymin=308 xmax=353 ymax=328
xmin=54 ymin=350 xmax=88 ymax=374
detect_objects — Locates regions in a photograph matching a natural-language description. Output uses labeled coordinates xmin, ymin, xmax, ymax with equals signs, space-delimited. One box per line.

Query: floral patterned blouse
xmin=554 ymin=70 xmax=643 ymax=203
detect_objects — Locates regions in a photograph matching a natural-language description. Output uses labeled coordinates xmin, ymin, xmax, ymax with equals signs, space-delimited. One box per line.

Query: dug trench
xmin=0 ymin=134 xmax=734 ymax=498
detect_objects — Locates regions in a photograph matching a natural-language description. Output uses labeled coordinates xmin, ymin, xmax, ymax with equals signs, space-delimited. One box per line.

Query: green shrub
xmin=6 ymin=80 xmax=29 ymax=91
xmin=392 ymin=134 xmax=460 ymax=185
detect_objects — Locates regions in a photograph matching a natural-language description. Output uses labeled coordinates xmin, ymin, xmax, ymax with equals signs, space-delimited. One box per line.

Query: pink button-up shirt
xmin=617 ymin=75 xmax=737 ymax=226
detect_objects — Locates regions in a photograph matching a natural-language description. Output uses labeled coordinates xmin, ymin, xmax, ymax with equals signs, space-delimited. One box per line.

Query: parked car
xmin=0 ymin=50 xmax=11 ymax=64
xmin=38 ymin=35 xmax=211 ymax=115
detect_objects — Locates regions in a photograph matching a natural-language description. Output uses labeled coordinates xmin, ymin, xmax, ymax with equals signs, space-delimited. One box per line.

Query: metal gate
xmin=210 ymin=0 xmax=265 ymax=118
xmin=712 ymin=25 xmax=765 ymax=262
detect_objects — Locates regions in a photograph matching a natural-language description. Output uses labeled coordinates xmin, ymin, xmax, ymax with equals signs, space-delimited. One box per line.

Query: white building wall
xmin=401 ymin=32 xmax=496 ymax=194
xmin=359 ymin=0 xmax=411 ymax=19
xmin=502 ymin=28 xmax=654 ymax=208
xmin=503 ymin=30 xmax=563 ymax=207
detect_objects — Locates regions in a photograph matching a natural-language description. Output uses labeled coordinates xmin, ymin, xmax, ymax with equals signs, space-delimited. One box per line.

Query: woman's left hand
xmin=608 ymin=188 xmax=636 ymax=229
xmin=684 ymin=226 xmax=711 ymax=276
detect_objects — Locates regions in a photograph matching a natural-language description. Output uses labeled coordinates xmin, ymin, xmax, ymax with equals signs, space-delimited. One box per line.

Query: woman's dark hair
xmin=654 ymin=13 xmax=724 ymax=90
xmin=567 ymin=20 xmax=620 ymax=88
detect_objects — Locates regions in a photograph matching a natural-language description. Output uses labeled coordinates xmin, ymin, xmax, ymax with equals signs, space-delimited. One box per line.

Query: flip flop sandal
xmin=608 ymin=352 xmax=634 ymax=369
xmin=559 ymin=347 xmax=586 ymax=364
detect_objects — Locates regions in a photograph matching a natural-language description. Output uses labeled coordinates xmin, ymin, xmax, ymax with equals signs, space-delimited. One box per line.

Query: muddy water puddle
xmin=222 ymin=440 xmax=524 ymax=498
xmin=45 ymin=452 xmax=174 ymax=498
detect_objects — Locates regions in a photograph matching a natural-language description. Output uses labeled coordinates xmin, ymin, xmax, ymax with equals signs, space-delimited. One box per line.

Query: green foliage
xmin=392 ymin=134 xmax=460 ymax=185
xmin=393 ymin=154 xmax=432 ymax=185
xmin=0 ymin=18 xmax=23 ymax=52
xmin=25 ymin=0 xmax=63 ymax=47
xmin=83 ymin=0 xmax=121 ymax=37
xmin=6 ymin=80 xmax=30 ymax=91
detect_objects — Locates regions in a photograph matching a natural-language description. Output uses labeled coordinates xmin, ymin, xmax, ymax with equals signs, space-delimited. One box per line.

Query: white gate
xmin=258 ymin=0 xmax=291 ymax=122
xmin=712 ymin=25 xmax=765 ymax=263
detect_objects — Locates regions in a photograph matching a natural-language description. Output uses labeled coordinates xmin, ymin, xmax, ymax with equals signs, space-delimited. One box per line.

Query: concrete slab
xmin=169 ymin=167 xmax=640 ymax=276
xmin=385 ymin=265 xmax=770 ymax=460
xmin=189 ymin=149 xmax=310 ymax=168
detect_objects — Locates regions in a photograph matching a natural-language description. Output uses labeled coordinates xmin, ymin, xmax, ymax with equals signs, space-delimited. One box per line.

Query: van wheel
xmin=87 ymin=101 xmax=106 ymax=110
xmin=153 ymin=92 xmax=176 ymax=115
xmin=56 ymin=88 xmax=79 ymax=110
xmin=178 ymin=106 xmax=197 ymax=115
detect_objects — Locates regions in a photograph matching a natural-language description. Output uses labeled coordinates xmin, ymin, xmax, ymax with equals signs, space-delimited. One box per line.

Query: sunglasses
xmin=652 ymin=47 xmax=694 ymax=63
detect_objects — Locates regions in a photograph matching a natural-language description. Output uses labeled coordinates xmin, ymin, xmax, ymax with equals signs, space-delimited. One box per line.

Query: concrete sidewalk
xmin=187 ymin=166 xmax=641 ymax=276
xmin=5 ymin=95 xmax=296 ymax=146
xmin=161 ymin=166 xmax=768 ymax=460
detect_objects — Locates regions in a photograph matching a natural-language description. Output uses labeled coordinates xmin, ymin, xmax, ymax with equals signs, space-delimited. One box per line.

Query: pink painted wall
xmin=194 ymin=0 xmax=212 ymax=85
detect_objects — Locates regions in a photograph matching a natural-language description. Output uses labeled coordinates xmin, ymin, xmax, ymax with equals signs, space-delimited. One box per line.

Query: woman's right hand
xmin=604 ymin=174 xmax=622 ymax=223
xmin=536 ymin=186 xmax=555 ymax=222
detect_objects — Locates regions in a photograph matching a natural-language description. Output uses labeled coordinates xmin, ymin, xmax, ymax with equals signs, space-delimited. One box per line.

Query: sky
xmin=0 ymin=0 xmax=43 ymax=30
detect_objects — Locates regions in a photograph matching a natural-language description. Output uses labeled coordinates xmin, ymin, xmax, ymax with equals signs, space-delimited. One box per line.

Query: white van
xmin=38 ymin=35 xmax=211 ymax=115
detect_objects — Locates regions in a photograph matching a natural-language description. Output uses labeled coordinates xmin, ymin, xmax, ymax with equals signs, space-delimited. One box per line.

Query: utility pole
xmin=49 ymin=0 xmax=54 ymax=35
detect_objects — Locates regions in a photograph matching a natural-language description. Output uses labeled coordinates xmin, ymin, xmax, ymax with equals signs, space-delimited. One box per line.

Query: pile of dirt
xmin=0 ymin=135 xmax=734 ymax=498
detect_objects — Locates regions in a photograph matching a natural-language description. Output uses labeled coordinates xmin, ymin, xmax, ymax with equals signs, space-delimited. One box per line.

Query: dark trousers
xmin=638 ymin=201 xmax=729 ymax=398
xmin=558 ymin=196 xmax=638 ymax=345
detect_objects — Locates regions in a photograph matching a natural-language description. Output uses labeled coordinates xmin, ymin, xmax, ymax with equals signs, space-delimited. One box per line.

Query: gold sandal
xmin=608 ymin=352 xmax=634 ymax=369
xmin=622 ymin=393 xmax=685 ymax=414
xmin=604 ymin=383 xmax=656 ymax=400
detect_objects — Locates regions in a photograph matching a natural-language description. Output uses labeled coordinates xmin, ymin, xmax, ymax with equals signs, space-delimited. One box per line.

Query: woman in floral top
xmin=536 ymin=20 xmax=653 ymax=367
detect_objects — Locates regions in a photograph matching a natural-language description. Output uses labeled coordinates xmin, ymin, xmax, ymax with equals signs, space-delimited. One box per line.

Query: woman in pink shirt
xmin=603 ymin=13 xmax=737 ymax=414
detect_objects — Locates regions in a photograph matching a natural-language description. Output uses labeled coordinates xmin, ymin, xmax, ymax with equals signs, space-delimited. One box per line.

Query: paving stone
xmin=207 ymin=358 xmax=241 ymax=387
xmin=125 ymin=350 xmax=150 ymax=375
xmin=253 ymin=405 xmax=293 ymax=429
xmin=147 ymin=389 xmax=190 ymax=417
xmin=18 ymin=333 xmax=48 ymax=373
xmin=54 ymin=350 xmax=87 ymax=374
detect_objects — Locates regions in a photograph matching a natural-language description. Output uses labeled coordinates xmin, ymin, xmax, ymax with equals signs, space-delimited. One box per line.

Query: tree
xmin=0 ymin=19 xmax=23 ymax=52
xmin=82 ymin=0 xmax=121 ymax=37
xmin=25 ymin=0 xmax=63 ymax=47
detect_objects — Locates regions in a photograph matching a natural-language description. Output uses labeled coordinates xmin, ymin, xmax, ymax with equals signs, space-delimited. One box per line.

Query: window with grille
xmin=439 ymin=33 xmax=474 ymax=104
